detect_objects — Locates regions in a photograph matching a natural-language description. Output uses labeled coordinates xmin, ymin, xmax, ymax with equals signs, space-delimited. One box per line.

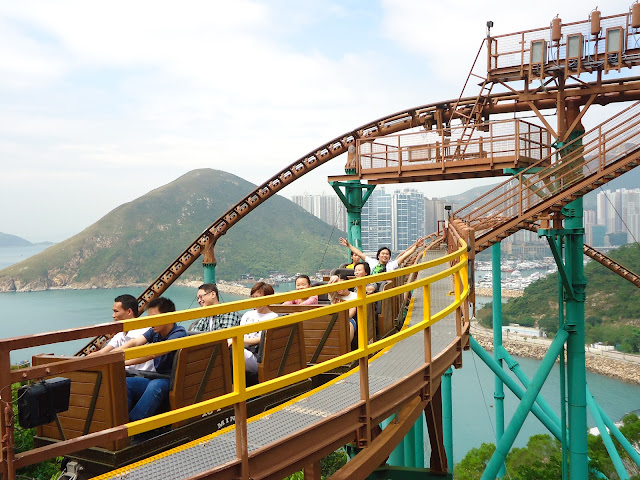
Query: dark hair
xmin=147 ymin=297 xmax=176 ymax=314
xmin=198 ymin=283 xmax=219 ymax=296
xmin=354 ymin=262 xmax=371 ymax=275
xmin=376 ymin=247 xmax=391 ymax=260
xmin=114 ymin=294 xmax=138 ymax=317
xmin=250 ymin=281 xmax=275 ymax=296
xmin=295 ymin=275 xmax=311 ymax=286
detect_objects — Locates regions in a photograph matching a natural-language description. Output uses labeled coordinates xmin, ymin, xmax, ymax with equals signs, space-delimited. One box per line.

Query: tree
xmin=454 ymin=443 xmax=496 ymax=480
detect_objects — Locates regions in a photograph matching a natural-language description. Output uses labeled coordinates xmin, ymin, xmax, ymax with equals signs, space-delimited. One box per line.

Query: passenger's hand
xmin=328 ymin=275 xmax=340 ymax=284
xmin=339 ymin=237 xmax=349 ymax=247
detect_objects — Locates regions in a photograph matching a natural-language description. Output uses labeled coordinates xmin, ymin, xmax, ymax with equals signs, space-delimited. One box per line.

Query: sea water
xmin=0 ymin=246 xmax=639 ymax=461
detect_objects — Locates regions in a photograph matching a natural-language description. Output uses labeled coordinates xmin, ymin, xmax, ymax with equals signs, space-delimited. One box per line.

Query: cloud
xmin=0 ymin=0 xmax=637 ymax=242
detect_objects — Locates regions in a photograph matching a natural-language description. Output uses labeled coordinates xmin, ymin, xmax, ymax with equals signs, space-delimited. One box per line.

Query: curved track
xmin=134 ymin=73 xmax=640 ymax=318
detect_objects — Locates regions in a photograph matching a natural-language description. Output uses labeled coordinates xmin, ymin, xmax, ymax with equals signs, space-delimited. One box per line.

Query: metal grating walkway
xmin=94 ymin=249 xmax=458 ymax=479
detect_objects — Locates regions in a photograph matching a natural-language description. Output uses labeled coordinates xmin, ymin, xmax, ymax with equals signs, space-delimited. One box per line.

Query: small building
xmin=502 ymin=324 xmax=546 ymax=338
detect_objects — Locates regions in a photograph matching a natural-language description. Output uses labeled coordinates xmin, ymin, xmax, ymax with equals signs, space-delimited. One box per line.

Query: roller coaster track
xmin=582 ymin=244 xmax=640 ymax=287
xmin=135 ymin=74 xmax=640 ymax=315
xmin=520 ymin=223 xmax=640 ymax=288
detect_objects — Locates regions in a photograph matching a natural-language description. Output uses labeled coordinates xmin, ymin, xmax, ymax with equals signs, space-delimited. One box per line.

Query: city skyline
xmin=292 ymin=187 xmax=456 ymax=252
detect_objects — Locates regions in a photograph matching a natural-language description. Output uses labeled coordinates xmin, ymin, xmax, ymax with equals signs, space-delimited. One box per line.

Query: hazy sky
xmin=0 ymin=1 xmax=634 ymax=242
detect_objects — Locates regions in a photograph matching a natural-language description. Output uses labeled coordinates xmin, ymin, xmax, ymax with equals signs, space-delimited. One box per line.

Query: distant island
xmin=0 ymin=232 xmax=54 ymax=248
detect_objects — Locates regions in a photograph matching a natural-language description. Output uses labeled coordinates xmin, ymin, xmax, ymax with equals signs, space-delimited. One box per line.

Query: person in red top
xmin=283 ymin=275 xmax=318 ymax=305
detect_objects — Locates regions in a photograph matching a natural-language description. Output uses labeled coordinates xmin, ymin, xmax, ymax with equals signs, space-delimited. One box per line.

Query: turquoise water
xmin=0 ymin=244 xmax=51 ymax=269
xmin=451 ymin=350 xmax=640 ymax=459
xmin=1 ymin=247 xmax=639 ymax=461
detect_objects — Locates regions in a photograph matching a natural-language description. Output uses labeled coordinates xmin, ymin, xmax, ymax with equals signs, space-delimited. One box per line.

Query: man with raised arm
xmin=189 ymin=283 xmax=241 ymax=332
xmin=114 ymin=297 xmax=186 ymax=422
xmin=339 ymin=237 xmax=425 ymax=274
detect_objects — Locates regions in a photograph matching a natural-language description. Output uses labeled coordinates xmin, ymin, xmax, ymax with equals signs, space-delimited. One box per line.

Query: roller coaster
xmin=2 ymin=6 xmax=640 ymax=480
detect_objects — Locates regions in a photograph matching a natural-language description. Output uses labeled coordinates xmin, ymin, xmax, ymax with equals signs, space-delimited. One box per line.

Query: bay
xmin=0 ymin=244 xmax=51 ymax=270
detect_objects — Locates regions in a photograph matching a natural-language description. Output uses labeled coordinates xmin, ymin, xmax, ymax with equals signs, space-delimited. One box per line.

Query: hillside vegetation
xmin=478 ymin=243 xmax=640 ymax=351
xmin=0 ymin=169 xmax=347 ymax=291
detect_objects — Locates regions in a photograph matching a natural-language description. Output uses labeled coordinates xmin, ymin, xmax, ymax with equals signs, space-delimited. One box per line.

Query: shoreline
xmin=471 ymin=324 xmax=640 ymax=384
xmin=0 ymin=279 xmax=254 ymax=296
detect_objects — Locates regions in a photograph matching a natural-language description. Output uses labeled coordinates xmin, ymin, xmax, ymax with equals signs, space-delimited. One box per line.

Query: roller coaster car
xmin=31 ymin=296 xmax=403 ymax=478
xmin=30 ymin=335 xmax=314 ymax=479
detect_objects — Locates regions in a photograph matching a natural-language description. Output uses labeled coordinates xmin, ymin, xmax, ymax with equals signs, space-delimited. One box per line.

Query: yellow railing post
xmin=356 ymin=283 xmax=371 ymax=447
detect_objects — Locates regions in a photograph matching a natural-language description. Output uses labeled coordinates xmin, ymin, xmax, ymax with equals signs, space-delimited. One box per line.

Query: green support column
xmin=403 ymin=423 xmax=417 ymax=468
xmin=203 ymin=245 xmax=217 ymax=284
xmin=557 ymin=235 xmax=568 ymax=480
xmin=491 ymin=242 xmax=505 ymax=478
xmin=480 ymin=330 xmax=570 ymax=480
xmin=564 ymin=198 xmax=589 ymax=480
xmin=330 ymin=180 xmax=375 ymax=252
xmin=442 ymin=368 xmax=453 ymax=471
xmin=414 ymin=415 xmax=425 ymax=469
xmin=203 ymin=263 xmax=216 ymax=284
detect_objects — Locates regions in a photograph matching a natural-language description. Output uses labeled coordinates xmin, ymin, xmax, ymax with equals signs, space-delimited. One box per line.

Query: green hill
xmin=0 ymin=169 xmax=347 ymax=291
xmin=477 ymin=243 xmax=640 ymax=351
xmin=0 ymin=233 xmax=32 ymax=247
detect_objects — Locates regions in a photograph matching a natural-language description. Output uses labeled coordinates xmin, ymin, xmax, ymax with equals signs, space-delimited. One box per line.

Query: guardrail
xmin=488 ymin=10 xmax=637 ymax=76
xmin=0 ymin=236 xmax=469 ymax=478
xmin=356 ymin=118 xmax=550 ymax=173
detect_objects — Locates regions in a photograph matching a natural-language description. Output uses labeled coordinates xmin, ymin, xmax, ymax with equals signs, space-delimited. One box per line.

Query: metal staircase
xmin=454 ymin=101 xmax=640 ymax=253
xmin=448 ymin=39 xmax=494 ymax=160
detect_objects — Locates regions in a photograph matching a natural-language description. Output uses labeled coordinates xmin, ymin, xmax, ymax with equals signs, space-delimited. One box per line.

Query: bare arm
xmin=395 ymin=237 xmax=426 ymax=266
xmin=339 ymin=237 xmax=366 ymax=262
xmin=112 ymin=335 xmax=154 ymax=366
xmin=88 ymin=344 xmax=115 ymax=356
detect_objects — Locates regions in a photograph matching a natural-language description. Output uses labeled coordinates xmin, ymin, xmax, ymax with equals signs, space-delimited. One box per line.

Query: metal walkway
xmin=93 ymin=249 xmax=459 ymax=480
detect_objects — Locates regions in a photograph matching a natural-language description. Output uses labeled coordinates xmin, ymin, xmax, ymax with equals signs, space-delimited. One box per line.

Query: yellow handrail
xmin=2 ymin=235 xmax=469 ymax=472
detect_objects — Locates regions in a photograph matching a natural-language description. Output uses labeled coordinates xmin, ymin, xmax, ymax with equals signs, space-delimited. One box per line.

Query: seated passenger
xmin=283 ymin=275 xmax=318 ymax=305
xmin=345 ymin=250 xmax=362 ymax=269
xmin=88 ymin=294 xmax=155 ymax=372
xmin=353 ymin=262 xmax=379 ymax=294
xmin=327 ymin=275 xmax=358 ymax=348
xmin=114 ymin=297 xmax=186 ymax=422
xmin=234 ymin=282 xmax=277 ymax=376
xmin=339 ymin=237 xmax=425 ymax=274
xmin=189 ymin=283 xmax=241 ymax=332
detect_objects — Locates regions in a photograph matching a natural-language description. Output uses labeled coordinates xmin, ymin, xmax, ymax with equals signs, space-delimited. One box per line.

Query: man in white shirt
xmin=89 ymin=294 xmax=155 ymax=372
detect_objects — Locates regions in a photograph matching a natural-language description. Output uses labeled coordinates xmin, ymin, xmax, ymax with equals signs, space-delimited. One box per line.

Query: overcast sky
xmin=0 ymin=1 xmax=634 ymax=242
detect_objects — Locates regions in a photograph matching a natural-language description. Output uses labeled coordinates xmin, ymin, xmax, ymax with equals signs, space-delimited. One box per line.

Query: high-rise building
xmin=291 ymin=193 xmax=347 ymax=231
xmin=424 ymin=198 xmax=453 ymax=235
xmin=596 ymin=188 xmax=640 ymax=243
xmin=362 ymin=188 xmax=393 ymax=251
xmin=584 ymin=209 xmax=597 ymax=245
xmin=392 ymin=189 xmax=425 ymax=250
